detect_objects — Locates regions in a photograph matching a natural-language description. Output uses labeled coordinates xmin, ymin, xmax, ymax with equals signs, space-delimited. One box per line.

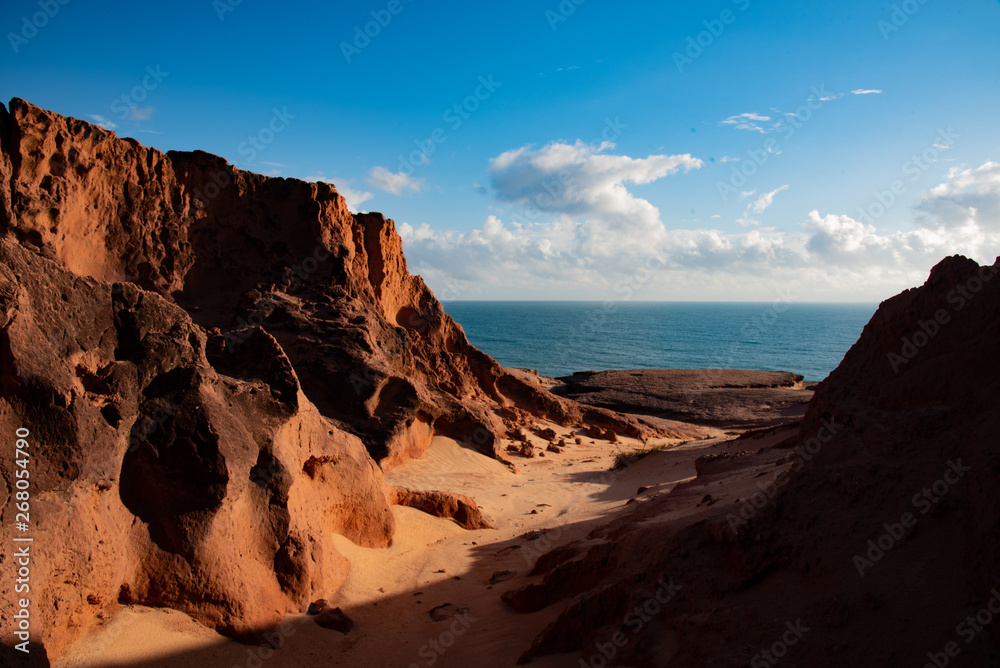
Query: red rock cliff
xmin=0 ymin=98 xmax=654 ymax=662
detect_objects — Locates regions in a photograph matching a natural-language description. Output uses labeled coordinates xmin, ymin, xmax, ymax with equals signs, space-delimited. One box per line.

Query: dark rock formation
xmin=508 ymin=256 xmax=1000 ymax=667
xmin=553 ymin=368 xmax=811 ymax=428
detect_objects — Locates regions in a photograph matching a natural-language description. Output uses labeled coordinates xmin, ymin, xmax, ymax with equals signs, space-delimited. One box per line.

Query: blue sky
xmin=3 ymin=0 xmax=1000 ymax=301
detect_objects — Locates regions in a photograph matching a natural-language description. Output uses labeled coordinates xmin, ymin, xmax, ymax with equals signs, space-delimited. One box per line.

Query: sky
xmin=2 ymin=0 xmax=999 ymax=301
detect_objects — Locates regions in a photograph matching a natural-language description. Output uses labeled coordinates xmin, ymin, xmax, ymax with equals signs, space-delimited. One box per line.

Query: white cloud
xmin=809 ymin=93 xmax=843 ymax=102
xmin=751 ymin=185 xmax=790 ymax=214
xmin=916 ymin=161 xmax=1000 ymax=231
xmin=338 ymin=184 xmax=375 ymax=213
xmin=719 ymin=112 xmax=774 ymax=133
xmin=367 ymin=166 xmax=425 ymax=195
xmin=302 ymin=173 xmax=374 ymax=213
xmin=89 ymin=114 xmax=117 ymax=130
xmin=737 ymin=185 xmax=789 ymax=226
xmin=721 ymin=88 xmax=877 ymax=135
xmin=399 ymin=162 xmax=1000 ymax=301
xmin=487 ymin=139 xmax=701 ymax=255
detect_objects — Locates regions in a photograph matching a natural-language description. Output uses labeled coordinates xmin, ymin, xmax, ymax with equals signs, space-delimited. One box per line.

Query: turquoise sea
xmin=442 ymin=302 xmax=878 ymax=382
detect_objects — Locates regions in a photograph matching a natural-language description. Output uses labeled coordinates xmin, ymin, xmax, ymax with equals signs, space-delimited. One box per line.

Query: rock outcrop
xmin=389 ymin=487 xmax=493 ymax=530
xmin=553 ymin=368 xmax=811 ymax=428
xmin=0 ymin=98 xmax=656 ymax=662
xmin=0 ymin=238 xmax=394 ymax=662
xmin=507 ymin=255 xmax=1000 ymax=667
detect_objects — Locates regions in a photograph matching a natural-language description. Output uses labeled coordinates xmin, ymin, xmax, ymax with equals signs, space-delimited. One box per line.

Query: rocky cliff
xmin=507 ymin=255 xmax=1000 ymax=666
xmin=0 ymin=98 xmax=657 ymax=662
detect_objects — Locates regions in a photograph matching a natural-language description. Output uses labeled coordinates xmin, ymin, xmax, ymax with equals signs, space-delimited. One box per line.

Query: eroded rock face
xmin=0 ymin=98 xmax=655 ymax=661
xmin=0 ymin=240 xmax=394 ymax=660
xmin=0 ymin=97 xmax=651 ymax=472
xmin=508 ymin=256 xmax=1000 ymax=667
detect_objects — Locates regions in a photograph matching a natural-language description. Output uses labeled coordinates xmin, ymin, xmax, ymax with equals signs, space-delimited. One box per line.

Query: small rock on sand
xmin=314 ymin=607 xmax=354 ymax=633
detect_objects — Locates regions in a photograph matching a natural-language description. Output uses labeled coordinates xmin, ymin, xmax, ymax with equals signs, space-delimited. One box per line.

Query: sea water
xmin=442 ymin=302 xmax=877 ymax=382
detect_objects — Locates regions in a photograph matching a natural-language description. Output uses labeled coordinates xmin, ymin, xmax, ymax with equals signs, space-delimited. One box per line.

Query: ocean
xmin=442 ymin=301 xmax=878 ymax=382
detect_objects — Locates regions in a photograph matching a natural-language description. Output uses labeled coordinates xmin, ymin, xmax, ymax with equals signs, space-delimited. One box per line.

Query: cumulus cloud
xmin=487 ymin=139 xmax=702 ymax=255
xmin=916 ymin=162 xmax=1000 ymax=231
xmin=339 ymin=184 xmax=375 ymax=212
xmin=301 ymin=173 xmax=374 ymax=213
xmin=851 ymin=89 xmax=883 ymax=95
xmin=368 ymin=166 xmax=425 ymax=195
xmin=399 ymin=161 xmax=1000 ymax=301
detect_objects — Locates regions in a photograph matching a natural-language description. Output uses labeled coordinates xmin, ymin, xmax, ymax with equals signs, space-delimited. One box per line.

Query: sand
xmin=54 ymin=421 xmax=776 ymax=668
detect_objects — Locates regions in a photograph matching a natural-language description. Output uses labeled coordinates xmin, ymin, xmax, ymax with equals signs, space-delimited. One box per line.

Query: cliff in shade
xmin=0 ymin=98 xmax=660 ymax=662
xmin=504 ymin=255 xmax=1000 ymax=667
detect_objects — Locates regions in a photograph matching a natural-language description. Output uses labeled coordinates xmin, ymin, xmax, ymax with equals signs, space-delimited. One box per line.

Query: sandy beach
xmin=54 ymin=416 xmax=788 ymax=668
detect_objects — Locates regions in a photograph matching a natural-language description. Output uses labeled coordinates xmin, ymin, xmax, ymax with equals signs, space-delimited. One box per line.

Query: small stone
xmin=489 ymin=570 xmax=515 ymax=585
xmin=429 ymin=603 xmax=456 ymax=621
xmin=314 ymin=607 xmax=353 ymax=633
